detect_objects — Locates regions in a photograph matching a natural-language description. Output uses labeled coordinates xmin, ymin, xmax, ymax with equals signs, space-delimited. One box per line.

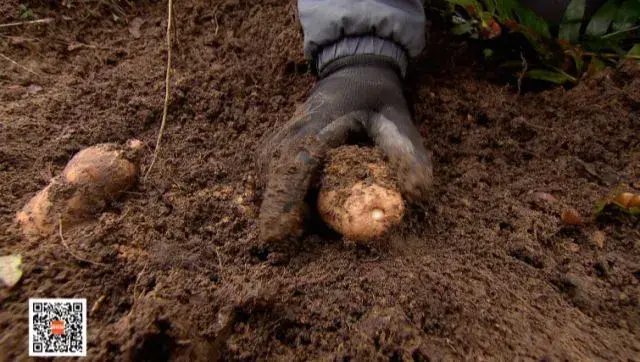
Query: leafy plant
xmin=18 ymin=4 xmax=34 ymax=20
xmin=447 ymin=0 xmax=640 ymax=85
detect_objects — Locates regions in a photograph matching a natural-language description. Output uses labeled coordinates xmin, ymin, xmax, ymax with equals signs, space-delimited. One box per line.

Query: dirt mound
xmin=1 ymin=1 xmax=638 ymax=360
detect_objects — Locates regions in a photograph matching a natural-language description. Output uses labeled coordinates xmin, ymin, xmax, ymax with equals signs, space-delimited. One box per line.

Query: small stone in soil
xmin=533 ymin=192 xmax=557 ymax=203
xmin=567 ymin=243 xmax=580 ymax=252
xmin=591 ymin=231 xmax=605 ymax=249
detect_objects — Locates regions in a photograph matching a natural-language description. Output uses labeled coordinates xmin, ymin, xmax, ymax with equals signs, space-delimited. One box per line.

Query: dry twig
xmin=128 ymin=264 xmax=149 ymax=316
xmin=0 ymin=52 xmax=41 ymax=77
xmin=90 ymin=295 xmax=106 ymax=316
xmin=215 ymin=247 xmax=224 ymax=270
xmin=132 ymin=264 xmax=148 ymax=300
xmin=0 ymin=18 xmax=54 ymax=29
xmin=517 ymin=51 xmax=528 ymax=95
xmin=144 ymin=0 xmax=174 ymax=181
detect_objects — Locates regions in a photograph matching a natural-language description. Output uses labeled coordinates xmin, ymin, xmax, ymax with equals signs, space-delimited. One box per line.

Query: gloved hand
xmin=258 ymin=55 xmax=433 ymax=244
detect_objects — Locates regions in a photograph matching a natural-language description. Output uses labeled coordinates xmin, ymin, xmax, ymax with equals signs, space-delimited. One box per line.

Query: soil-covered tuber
xmin=16 ymin=140 xmax=144 ymax=236
xmin=317 ymin=145 xmax=405 ymax=242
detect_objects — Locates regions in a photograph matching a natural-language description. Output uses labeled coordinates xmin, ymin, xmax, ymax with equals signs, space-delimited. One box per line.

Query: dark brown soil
xmin=320 ymin=146 xmax=399 ymax=193
xmin=1 ymin=1 xmax=639 ymax=360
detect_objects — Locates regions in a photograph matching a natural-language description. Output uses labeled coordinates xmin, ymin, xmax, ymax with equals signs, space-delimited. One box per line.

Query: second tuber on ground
xmin=16 ymin=140 xmax=144 ymax=236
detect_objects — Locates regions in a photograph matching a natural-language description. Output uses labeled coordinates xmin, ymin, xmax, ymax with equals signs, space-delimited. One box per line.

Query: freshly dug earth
xmin=1 ymin=1 xmax=639 ymax=360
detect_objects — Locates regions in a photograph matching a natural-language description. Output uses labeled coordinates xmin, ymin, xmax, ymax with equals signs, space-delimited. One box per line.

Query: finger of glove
xmin=257 ymin=92 xmax=346 ymax=184
xmin=368 ymin=106 xmax=433 ymax=202
xmin=257 ymin=105 xmax=311 ymax=181
xmin=288 ymin=90 xmax=353 ymax=141
xmin=259 ymin=114 xmax=362 ymax=244
xmin=264 ymin=81 xmax=345 ymax=145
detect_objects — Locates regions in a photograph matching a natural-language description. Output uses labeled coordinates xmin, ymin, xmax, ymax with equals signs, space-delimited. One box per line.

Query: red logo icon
xmin=51 ymin=320 xmax=65 ymax=335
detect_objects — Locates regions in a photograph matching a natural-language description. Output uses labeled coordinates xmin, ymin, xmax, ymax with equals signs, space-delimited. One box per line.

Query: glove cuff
xmin=316 ymin=36 xmax=408 ymax=78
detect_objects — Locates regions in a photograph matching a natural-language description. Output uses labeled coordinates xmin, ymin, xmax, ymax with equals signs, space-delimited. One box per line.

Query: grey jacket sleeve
xmin=298 ymin=0 xmax=426 ymax=77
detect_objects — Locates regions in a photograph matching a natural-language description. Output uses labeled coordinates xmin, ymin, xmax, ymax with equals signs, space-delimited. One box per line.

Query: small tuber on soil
xmin=16 ymin=140 xmax=144 ymax=236
xmin=317 ymin=146 xmax=405 ymax=242
xmin=561 ymin=208 xmax=582 ymax=226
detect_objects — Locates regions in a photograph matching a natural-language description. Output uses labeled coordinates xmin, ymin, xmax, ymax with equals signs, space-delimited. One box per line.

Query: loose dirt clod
xmin=317 ymin=146 xmax=405 ymax=242
xmin=16 ymin=140 xmax=144 ymax=236
xmin=567 ymin=243 xmax=581 ymax=252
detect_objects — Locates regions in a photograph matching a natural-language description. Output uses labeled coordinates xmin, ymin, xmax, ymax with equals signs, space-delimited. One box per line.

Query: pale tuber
xmin=317 ymin=145 xmax=405 ymax=242
xmin=16 ymin=140 xmax=144 ymax=236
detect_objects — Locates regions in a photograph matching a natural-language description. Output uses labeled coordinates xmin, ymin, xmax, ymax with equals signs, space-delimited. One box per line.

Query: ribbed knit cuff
xmin=316 ymin=36 xmax=409 ymax=78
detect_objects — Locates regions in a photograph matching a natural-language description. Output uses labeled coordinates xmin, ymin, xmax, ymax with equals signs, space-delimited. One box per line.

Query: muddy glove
xmin=258 ymin=54 xmax=433 ymax=244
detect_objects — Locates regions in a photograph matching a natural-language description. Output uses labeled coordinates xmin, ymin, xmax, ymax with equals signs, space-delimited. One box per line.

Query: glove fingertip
xmin=397 ymin=161 xmax=434 ymax=203
xmin=258 ymin=189 xmax=307 ymax=245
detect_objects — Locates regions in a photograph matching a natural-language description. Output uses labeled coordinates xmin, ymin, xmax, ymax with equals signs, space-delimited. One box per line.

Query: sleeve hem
xmin=315 ymin=36 xmax=409 ymax=78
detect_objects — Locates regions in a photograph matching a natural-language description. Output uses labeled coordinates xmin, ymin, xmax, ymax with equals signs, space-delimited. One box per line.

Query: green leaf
xmin=518 ymin=30 xmax=552 ymax=56
xmin=448 ymin=0 xmax=482 ymax=7
xmin=612 ymin=0 xmax=640 ymax=32
xmin=452 ymin=22 xmax=475 ymax=35
xmin=526 ymin=69 xmax=573 ymax=84
xmin=479 ymin=10 xmax=495 ymax=22
xmin=562 ymin=0 xmax=587 ymax=22
xmin=491 ymin=2 xmax=553 ymax=54
xmin=583 ymin=36 xmax=624 ymax=53
xmin=448 ymin=0 xmax=483 ymax=12
xmin=594 ymin=201 xmax=607 ymax=214
xmin=586 ymin=1 xmax=618 ymax=36
xmin=629 ymin=44 xmax=640 ymax=62
xmin=566 ymin=48 xmax=585 ymax=74
xmin=516 ymin=7 xmax=551 ymax=38
xmin=481 ymin=0 xmax=496 ymax=13
xmin=492 ymin=0 xmax=519 ymax=21
xmin=587 ymin=57 xmax=606 ymax=76
xmin=559 ymin=0 xmax=586 ymax=44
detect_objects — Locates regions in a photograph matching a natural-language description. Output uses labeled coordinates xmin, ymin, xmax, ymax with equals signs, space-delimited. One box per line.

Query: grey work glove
xmin=258 ymin=55 xmax=433 ymax=244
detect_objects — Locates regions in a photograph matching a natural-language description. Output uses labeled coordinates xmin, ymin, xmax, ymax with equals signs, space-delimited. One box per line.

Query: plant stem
xmin=0 ymin=52 xmax=41 ymax=77
xmin=549 ymin=65 xmax=578 ymax=83
xmin=568 ymin=50 xmax=640 ymax=60
xmin=144 ymin=0 xmax=174 ymax=181
xmin=0 ymin=18 xmax=54 ymax=28
xmin=601 ymin=25 xmax=640 ymax=39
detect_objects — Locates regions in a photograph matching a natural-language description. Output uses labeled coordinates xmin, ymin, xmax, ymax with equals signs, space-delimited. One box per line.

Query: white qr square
xmin=29 ymin=298 xmax=87 ymax=357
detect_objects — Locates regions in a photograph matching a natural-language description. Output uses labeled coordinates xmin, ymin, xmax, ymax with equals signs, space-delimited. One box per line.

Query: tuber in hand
xmin=317 ymin=145 xmax=405 ymax=242
xmin=16 ymin=140 xmax=144 ymax=236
